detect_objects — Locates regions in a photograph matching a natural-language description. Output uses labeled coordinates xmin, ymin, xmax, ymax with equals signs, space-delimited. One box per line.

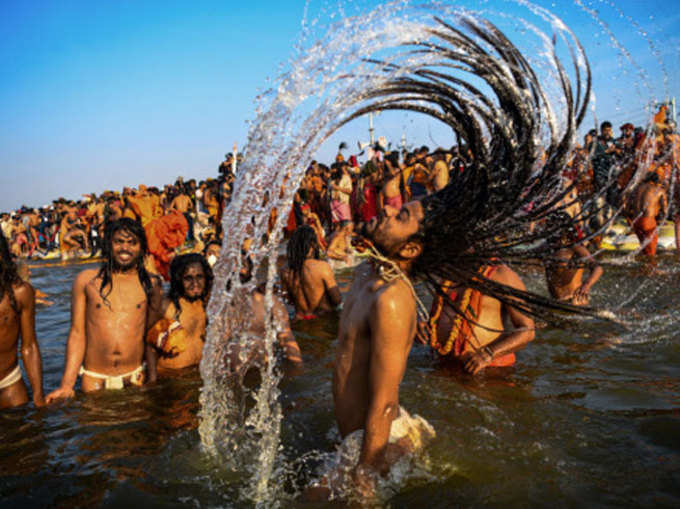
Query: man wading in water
xmin=0 ymin=232 xmax=44 ymax=409
xmin=308 ymin=201 xmax=436 ymax=499
xmin=47 ymin=219 xmax=162 ymax=399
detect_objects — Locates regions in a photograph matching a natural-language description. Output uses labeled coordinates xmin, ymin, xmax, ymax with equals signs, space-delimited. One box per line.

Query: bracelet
xmin=482 ymin=346 xmax=494 ymax=360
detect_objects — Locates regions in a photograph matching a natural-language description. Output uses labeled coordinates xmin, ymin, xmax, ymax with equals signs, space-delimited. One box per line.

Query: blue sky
xmin=1 ymin=0 xmax=678 ymax=211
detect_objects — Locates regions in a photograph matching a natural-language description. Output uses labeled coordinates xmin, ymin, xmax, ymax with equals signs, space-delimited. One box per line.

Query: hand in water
xmin=351 ymin=464 xmax=377 ymax=501
xmin=45 ymin=386 xmax=75 ymax=403
xmin=573 ymin=284 xmax=590 ymax=304
xmin=462 ymin=350 xmax=492 ymax=374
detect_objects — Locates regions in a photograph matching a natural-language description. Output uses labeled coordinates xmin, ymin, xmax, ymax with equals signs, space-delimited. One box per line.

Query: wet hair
xmin=98 ymin=218 xmax=153 ymax=306
xmin=0 ymin=231 xmax=21 ymax=314
xmin=286 ymin=225 xmax=319 ymax=279
xmin=168 ymin=253 xmax=214 ymax=312
xmin=338 ymin=17 xmax=610 ymax=322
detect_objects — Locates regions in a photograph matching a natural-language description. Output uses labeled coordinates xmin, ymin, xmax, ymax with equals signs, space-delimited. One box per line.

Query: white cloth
xmin=79 ymin=364 xmax=144 ymax=389
xmin=0 ymin=365 xmax=22 ymax=390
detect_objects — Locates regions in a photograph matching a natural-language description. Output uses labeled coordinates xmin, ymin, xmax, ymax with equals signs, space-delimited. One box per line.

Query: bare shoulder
xmin=75 ymin=268 xmax=100 ymax=288
xmin=372 ymin=277 xmax=415 ymax=315
xmin=491 ymin=263 xmax=526 ymax=291
xmin=12 ymin=281 xmax=35 ymax=305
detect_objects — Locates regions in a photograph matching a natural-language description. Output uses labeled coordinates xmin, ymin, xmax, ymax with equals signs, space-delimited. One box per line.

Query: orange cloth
xmin=428 ymin=265 xmax=515 ymax=367
xmin=145 ymin=211 xmax=189 ymax=280
xmin=146 ymin=318 xmax=187 ymax=356
xmin=653 ymin=105 xmax=668 ymax=125
xmin=632 ymin=216 xmax=658 ymax=256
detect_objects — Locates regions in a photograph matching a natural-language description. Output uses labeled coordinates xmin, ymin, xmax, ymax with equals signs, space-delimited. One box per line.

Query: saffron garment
xmin=632 ymin=216 xmax=658 ymax=256
xmin=145 ymin=211 xmax=189 ymax=280
xmin=146 ymin=317 xmax=187 ymax=356
xmin=428 ymin=264 xmax=515 ymax=367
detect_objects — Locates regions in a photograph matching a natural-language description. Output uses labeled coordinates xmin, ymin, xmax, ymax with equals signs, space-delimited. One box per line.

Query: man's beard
xmin=112 ymin=254 xmax=141 ymax=272
xmin=183 ymin=293 xmax=203 ymax=302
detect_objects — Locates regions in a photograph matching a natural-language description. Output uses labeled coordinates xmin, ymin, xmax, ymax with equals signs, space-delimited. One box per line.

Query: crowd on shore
xmin=1 ymin=106 xmax=678 ymax=501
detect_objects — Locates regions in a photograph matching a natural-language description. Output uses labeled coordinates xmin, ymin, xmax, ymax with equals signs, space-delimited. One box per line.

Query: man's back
xmin=633 ymin=182 xmax=665 ymax=218
xmin=281 ymin=258 xmax=340 ymax=317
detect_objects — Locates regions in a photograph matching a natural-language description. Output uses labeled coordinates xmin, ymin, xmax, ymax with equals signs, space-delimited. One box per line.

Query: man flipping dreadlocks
xmin=47 ymin=218 xmax=162 ymax=399
xmin=146 ymin=253 xmax=214 ymax=380
xmin=0 ymin=231 xmax=44 ymax=409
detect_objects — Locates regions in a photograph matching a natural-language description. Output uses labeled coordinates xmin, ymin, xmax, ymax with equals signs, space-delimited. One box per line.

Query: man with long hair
xmin=280 ymin=225 xmax=341 ymax=320
xmin=47 ymin=218 xmax=162 ymax=399
xmin=0 ymin=232 xmax=44 ymax=409
xmin=146 ymin=253 xmax=213 ymax=379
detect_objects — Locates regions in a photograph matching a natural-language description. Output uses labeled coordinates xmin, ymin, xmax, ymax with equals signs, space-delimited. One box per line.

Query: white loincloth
xmin=0 ymin=365 xmax=22 ymax=390
xmin=79 ymin=364 xmax=145 ymax=390
xmin=311 ymin=407 xmax=435 ymax=497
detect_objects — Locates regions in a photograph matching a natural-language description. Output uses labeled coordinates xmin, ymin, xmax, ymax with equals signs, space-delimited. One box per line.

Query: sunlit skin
xmin=46 ymin=229 xmax=162 ymax=400
xmin=280 ymin=248 xmax=342 ymax=319
xmin=147 ymin=263 xmax=208 ymax=377
xmin=0 ymin=281 xmax=44 ymax=409
xmin=330 ymin=201 xmax=424 ymax=496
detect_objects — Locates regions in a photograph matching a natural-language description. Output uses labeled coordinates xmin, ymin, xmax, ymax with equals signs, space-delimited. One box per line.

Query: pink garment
xmin=384 ymin=193 xmax=403 ymax=211
xmin=331 ymin=200 xmax=352 ymax=223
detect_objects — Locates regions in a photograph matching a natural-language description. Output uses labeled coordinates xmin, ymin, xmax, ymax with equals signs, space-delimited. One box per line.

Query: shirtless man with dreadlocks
xmin=47 ymin=218 xmax=162 ymax=399
xmin=0 ymin=232 xmax=44 ymax=409
xmin=280 ymin=225 xmax=341 ymax=320
xmin=308 ymin=203 xmax=435 ymax=499
xmin=146 ymin=253 xmax=213 ymax=380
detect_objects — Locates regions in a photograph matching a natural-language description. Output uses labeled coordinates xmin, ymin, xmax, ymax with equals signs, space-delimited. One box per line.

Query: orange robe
xmin=145 ymin=212 xmax=189 ymax=280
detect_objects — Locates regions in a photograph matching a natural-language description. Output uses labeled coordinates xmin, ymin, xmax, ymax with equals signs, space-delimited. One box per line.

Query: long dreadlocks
xmin=286 ymin=225 xmax=319 ymax=279
xmin=98 ymin=218 xmax=153 ymax=307
xmin=340 ymin=15 xmax=618 ymax=323
xmin=0 ymin=231 xmax=21 ymax=314
xmin=168 ymin=253 xmax=214 ymax=315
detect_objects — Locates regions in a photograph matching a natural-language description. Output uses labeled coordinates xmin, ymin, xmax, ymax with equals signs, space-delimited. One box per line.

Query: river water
xmin=1 ymin=254 xmax=678 ymax=507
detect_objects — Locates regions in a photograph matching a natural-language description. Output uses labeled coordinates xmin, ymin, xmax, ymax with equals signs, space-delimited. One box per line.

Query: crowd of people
xmin=1 ymin=105 xmax=678 ymax=500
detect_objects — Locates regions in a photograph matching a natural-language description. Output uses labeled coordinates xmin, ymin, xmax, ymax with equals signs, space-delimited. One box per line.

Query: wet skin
xmin=46 ymin=230 xmax=162 ymax=400
xmin=0 ymin=282 xmax=44 ymax=409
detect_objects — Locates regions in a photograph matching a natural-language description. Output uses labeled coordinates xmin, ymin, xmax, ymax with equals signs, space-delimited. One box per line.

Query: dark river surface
xmin=1 ymin=254 xmax=679 ymax=508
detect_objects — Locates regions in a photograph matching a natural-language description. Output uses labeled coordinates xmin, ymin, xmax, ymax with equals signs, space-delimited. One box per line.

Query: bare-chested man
xmin=326 ymin=221 xmax=354 ymax=263
xmin=146 ymin=253 xmax=213 ymax=379
xmin=626 ymin=172 xmax=667 ymax=258
xmin=312 ymin=202 xmax=435 ymax=499
xmin=544 ymin=213 xmax=603 ymax=306
xmin=59 ymin=207 xmax=89 ymax=258
xmin=225 ymin=255 xmax=302 ymax=372
xmin=421 ymin=257 xmax=535 ymax=374
xmin=280 ymin=226 xmax=342 ymax=320
xmin=0 ymin=232 xmax=44 ymax=409
xmin=46 ymin=219 xmax=162 ymax=399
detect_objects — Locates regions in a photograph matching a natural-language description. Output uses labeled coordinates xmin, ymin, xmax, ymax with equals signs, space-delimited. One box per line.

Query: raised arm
xmin=46 ymin=271 xmax=90 ymax=402
xmin=16 ymin=282 xmax=44 ymax=406
xmin=360 ymin=285 xmax=415 ymax=474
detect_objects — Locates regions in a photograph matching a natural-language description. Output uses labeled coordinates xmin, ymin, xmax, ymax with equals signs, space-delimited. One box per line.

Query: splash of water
xmin=198 ymin=0 xmax=668 ymax=504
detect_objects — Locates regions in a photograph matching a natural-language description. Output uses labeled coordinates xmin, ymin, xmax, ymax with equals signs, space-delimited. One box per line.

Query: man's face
xmin=364 ymin=201 xmax=424 ymax=256
xmin=111 ymin=229 xmax=142 ymax=271
xmin=182 ymin=263 xmax=206 ymax=301
xmin=622 ymin=127 xmax=633 ymax=138
xmin=602 ymin=126 xmax=613 ymax=139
